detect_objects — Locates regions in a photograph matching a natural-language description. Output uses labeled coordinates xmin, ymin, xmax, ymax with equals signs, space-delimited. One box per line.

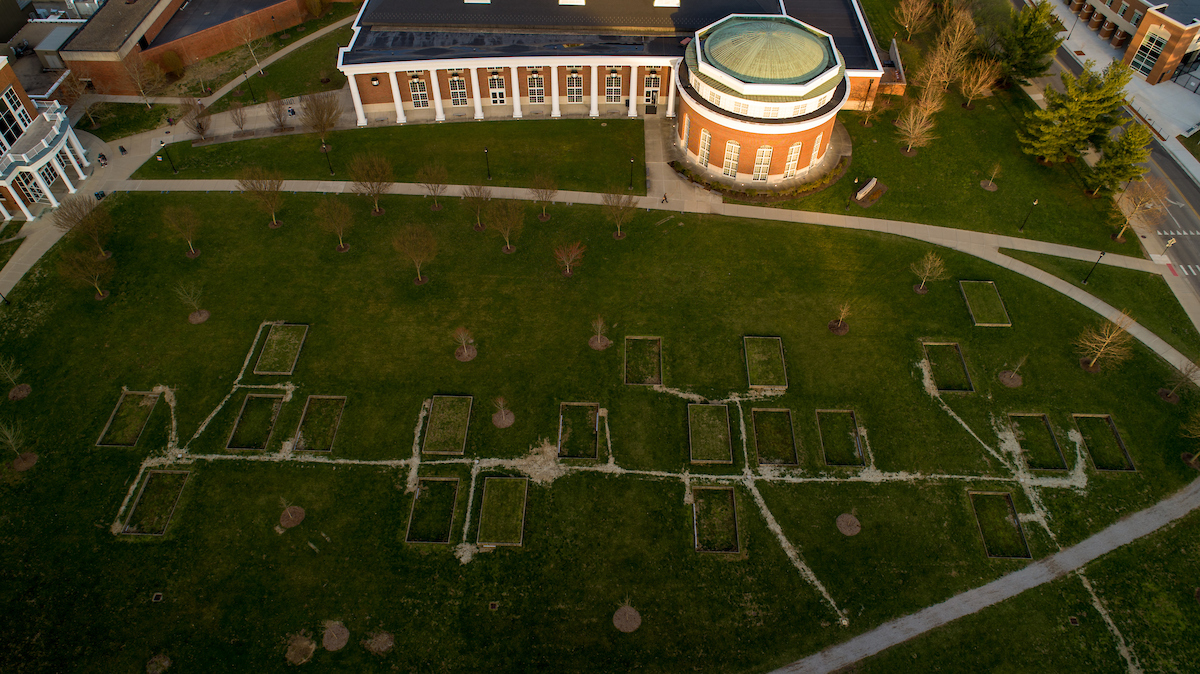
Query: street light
xmin=1082 ymin=250 xmax=1106 ymax=285
xmin=321 ymin=142 xmax=334 ymax=176
xmin=1018 ymin=198 xmax=1038 ymax=233
xmin=1067 ymin=11 xmax=1082 ymax=40
xmin=159 ymin=140 xmax=177 ymax=174
xmin=484 ymin=147 xmax=491 ymax=180
xmin=629 ymin=157 xmax=634 ymax=190
xmin=846 ymin=176 xmax=859 ymax=211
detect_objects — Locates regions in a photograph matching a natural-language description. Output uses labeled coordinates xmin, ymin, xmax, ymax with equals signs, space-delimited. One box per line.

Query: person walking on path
xmin=661 ymin=193 xmax=668 ymax=204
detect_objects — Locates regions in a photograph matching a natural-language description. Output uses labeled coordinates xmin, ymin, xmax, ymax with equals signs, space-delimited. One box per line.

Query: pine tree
xmin=1017 ymin=99 xmax=1085 ymax=163
xmin=996 ymin=1 xmax=1063 ymax=85
xmin=1085 ymin=122 xmax=1152 ymax=195
xmin=1018 ymin=61 xmax=1132 ymax=164
xmin=1078 ymin=60 xmax=1133 ymax=149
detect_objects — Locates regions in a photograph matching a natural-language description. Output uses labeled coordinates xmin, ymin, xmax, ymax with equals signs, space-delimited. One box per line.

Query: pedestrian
xmin=661 ymin=193 xmax=668 ymax=204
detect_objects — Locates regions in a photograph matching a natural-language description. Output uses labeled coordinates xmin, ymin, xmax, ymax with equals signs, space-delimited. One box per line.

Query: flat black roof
xmin=151 ymin=0 xmax=282 ymax=48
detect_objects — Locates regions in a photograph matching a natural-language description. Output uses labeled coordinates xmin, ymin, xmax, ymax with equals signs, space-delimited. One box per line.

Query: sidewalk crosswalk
xmin=1157 ymin=230 xmax=1200 ymax=236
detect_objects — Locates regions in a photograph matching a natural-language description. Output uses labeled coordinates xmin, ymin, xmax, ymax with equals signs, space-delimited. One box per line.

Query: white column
xmin=67 ymin=127 xmax=89 ymax=167
xmin=58 ymin=161 xmax=77 ymax=194
xmin=31 ymin=168 xmax=58 ymax=208
xmin=550 ymin=65 xmax=561 ymax=118
xmin=470 ymin=67 xmax=484 ymax=120
xmin=5 ymin=184 xmax=31 ymax=220
xmin=509 ymin=65 xmax=523 ymax=118
xmin=388 ymin=71 xmax=406 ymax=123
xmin=429 ymin=69 xmax=445 ymax=122
xmin=63 ymin=144 xmax=86 ymax=180
xmin=0 ymin=197 xmax=10 ymax=221
xmin=348 ymin=74 xmax=367 ymax=126
xmin=666 ymin=64 xmax=678 ymax=118
xmin=589 ymin=65 xmax=599 ymax=117
xmin=627 ymin=65 xmax=638 ymax=117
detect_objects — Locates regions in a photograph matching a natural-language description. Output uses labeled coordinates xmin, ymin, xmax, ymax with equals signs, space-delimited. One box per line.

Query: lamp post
xmin=1018 ymin=198 xmax=1038 ymax=233
xmin=243 ymin=70 xmax=257 ymax=103
xmin=629 ymin=157 xmax=634 ymax=190
xmin=159 ymin=140 xmax=177 ymax=174
xmin=1067 ymin=11 xmax=1082 ymax=40
xmin=0 ymin=289 xmax=10 ymax=305
xmin=846 ymin=176 xmax=859 ymax=211
xmin=321 ymin=142 xmax=334 ymax=176
xmin=1082 ymin=250 xmax=1106 ymax=285
xmin=484 ymin=147 xmax=491 ymax=180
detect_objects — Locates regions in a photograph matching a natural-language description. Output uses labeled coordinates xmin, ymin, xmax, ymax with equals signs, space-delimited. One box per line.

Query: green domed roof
xmin=702 ymin=19 xmax=832 ymax=84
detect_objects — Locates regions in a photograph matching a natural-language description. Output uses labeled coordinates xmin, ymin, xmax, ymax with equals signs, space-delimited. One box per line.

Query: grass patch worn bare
xmin=293 ymin=396 xmax=345 ymax=452
xmin=744 ymin=335 xmax=788 ymax=389
xmin=1008 ymin=414 xmax=1066 ymax=470
xmin=226 ymin=394 xmax=283 ymax=450
xmin=96 ymin=391 xmax=160 ymax=447
xmin=960 ymin=281 xmax=1012 ymax=327
xmin=816 ymin=410 xmax=864 ymax=466
xmin=253 ymin=324 xmax=308 ymax=375
xmin=923 ymin=342 xmax=974 ymax=393
xmin=558 ymin=402 xmax=599 ymax=459
xmin=752 ymin=408 xmax=799 ymax=466
xmin=624 ymin=336 xmax=663 ymax=385
xmin=1073 ymin=414 xmax=1135 ymax=471
xmin=692 ymin=486 xmax=740 ymax=553
xmin=476 ymin=477 xmax=529 ymax=546
xmin=405 ymin=477 xmax=458 ymax=544
xmin=969 ymin=491 xmax=1031 ymax=559
xmin=122 ymin=470 xmax=190 ymax=536
xmin=422 ymin=395 xmax=473 ymax=456
xmin=688 ymin=404 xmax=733 ymax=464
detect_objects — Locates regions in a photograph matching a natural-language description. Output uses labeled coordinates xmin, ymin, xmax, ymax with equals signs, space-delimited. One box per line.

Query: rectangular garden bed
xmin=751 ymin=408 xmax=799 ymax=466
xmin=226 ymin=394 xmax=284 ymax=450
xmin=816 ymin=410 xmax=864 ymax=466
xmin=405 ymin=477 xmax=459 ymax=544
xmin=1009 ymin=414 xmax=1066 ymax=470
xmin=1073 ymin=414 xmax=1135 ymax=471
xmin=923 ymin=342 xmax=974 ymax=393
xmin=688 ymin=404 xmax=733 ymax=464
xmin=692 ymin=486 xmax=740 ymax=553
xmin=253 ymin=323 xmax=309 ymax=375
xmin=969 ymin=491 xmax=1031 ymax=559
xmin=292 ymin=395 xmax=346 ymax=452
xmin=476 ymin=477 xmax=530 ymax=547
xmin=959 ymin=280 xmax=1012 ymax=327
xmin=122 ymin=470 xmax=190 ymax=536
xmin=422 ymin=395 xmax=474 ymax=456
xmin=97 ymin=391 xmax=160 ymax=447
xmin=558 ymin=402 xmax=600 ymax=459
xmin=624 ymin=336 xmax=663 ymax=385
xmin=743 ymin=336 xmax=788 ymax=389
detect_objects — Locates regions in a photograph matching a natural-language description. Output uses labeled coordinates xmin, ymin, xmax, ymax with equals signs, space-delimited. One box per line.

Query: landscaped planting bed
xmin=123 ymin=471 xmax=190 ymax=535
xmin=292 ymin=396 xmax=345 ymax=452
xmin=476 ymin=477 xmax=529 ymax=546
xmin=959 ymin=281 xmax=1012 ymax=327
xmin=1008 ymin=414 xmax=1066 ymax=471
xmin=692 ymin=486 xmax=739 ymax=553
xmin=1073 ymin=414 xmax=1135 ymax=471
xmin=405 ymin=477 xmax=459 ymax=544
xmin=253 ymin=324 xmax=308 ymax=375
xmin=816 ymin=410 xmax=864 ymax=466
xmin=744 ymin=336 xmax=788 ymax=388
xmin=969 ymin=492 xmax=1031 ymax=559
xmin=688 ymin=404 xmax=733 ymax=464
xmin=226 ymin=394 xmax=284 ymax=450
xmin=422 ymin=395 xmax=473 ymax=456
xmin=752 ymin=408 xmax=799 ymax=466
xmin=558 ymin=402 xmax=599 ymax=459
xmin=923 ymin=342 xmax=974 ymax=393
xmin=96 ymin=391 xmax=160 ymax=447
xmin=624 ymin=336 xmax=663 ymax=385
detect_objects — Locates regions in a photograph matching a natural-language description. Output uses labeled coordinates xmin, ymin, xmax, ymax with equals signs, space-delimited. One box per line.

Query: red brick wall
xmin=0 ymin=62 xmax=35 ymax=116
xmin=677 ymin=96 xmax=836 ymax=176
xmin=62 ymin=54 xmax=140 ymax=96
xmin=846 ymin=76 xmax=880 ymax=108
xmin=141 ymin=0 xmax=307 ymax=69
xmin=353 ymin=72 xmax=393 ymax=104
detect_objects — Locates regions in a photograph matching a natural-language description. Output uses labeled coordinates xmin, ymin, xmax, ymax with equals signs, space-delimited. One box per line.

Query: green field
xmin=624 ymin=336 xmax=662 ymax=385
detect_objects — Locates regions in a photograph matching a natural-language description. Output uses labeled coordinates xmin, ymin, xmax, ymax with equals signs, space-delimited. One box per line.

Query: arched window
xmin=698 ymin=129 xmax=712 ymax=166
xmin=722 ymin=140 xmax=740 ymax=178
xmin=783 ymin=143 xmax=802 ymax=178
xmin=810 ymin=132 xmax=823 ymax=165
xmin=752 ymin=146 xmax=772 ymax=181
xmin=682 ymin=115 xmax=691 ymax=150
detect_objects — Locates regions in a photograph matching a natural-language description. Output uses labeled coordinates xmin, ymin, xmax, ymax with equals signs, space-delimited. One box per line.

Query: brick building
xmin=1064 ymin=0 xmax=1200 ymax=84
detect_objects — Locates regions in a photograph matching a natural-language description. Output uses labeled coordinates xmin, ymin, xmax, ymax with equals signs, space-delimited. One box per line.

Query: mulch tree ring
xmin=613 ymin=605 xmax=642 ymax=633
xmin=473 ymin=223 xmax=485 ymax=232
xmin=502 ymin=245 xmax=515 ymax=254
xmin=146 ymin=653 xmax=172 ymax=674
xmin=431 ymin=203 xmax=442 ymax=211
xmin=362 ymin=631 xmax=394 ymax=655
xmin=11 ymin=452 xmax=37 ymax=472
xmin=861 ymin=120 xmax=872 ymax=127
xmin=372 ymin=209 xmax=385 ymax=217
xmin=613 ymin=231 xmax=626 ymax=240
xmin=455 ymin=345 xmax=478 ymax=362
xmin=285 ymin=633 xmax=316 ymax=665
xmin=1079 ymin=358 xmax=1101 ymax=374
xmin=562 ymin=269 xmax=573 ymax=277
xmin=322 ymin=621 xmax=349 ymax=651
xmin=1195 ymin=587 xmax=1200 ymax=604
xmin=1183 ymin=453 xmax=1200 ymax=470
xmin=589 ymin=335 xmax=613 ymax=351
xmin=913 ymin=284 xmax=929 ymax=295
xmin=836 ymin=513 xmax=861 ymax=536
xmin=100 ymin=250 xmax=113 ymax=260
xmin=414 ymin=276 xmax=428 ymax=286
xmin=268 ymin=221 xmax=283 ymax=229
xmin=1111 ymin=233 xmax=1127 ymax=243
xmin=493 ymin=409 xmax=515 ymax=428
xmin=539 ymin=214 xmax=550 ymax=222
xmin=280 ymin=506 xmax=306 ymax=529
xmin=336 ymin=243 xmax=350 ymax=253
xmin=95 ymin=290 xmax=110 ymax=300
xmin=8 ymin=384 xmax=30 ymax=401
xmin=901 ymin=148 xmax=918 ymax=158
xmin=999 ymin=371 xmax=1023 ymax=388
xmin=188 ymin=310 xmax=210 ymax=325
xmin=962 ymin=102 xmax=975 ymax=110
xmin=320 ymin=144 xmax=332 ymax=153
xmin=980 ymin=180 xmax=998 ymax=192
xmin=828 ymin=320 xmax=849 ymax=336
xmin=186 ymin=249 xmax=201 ymax=259
xmin=1158 ymin=388 xmax=1181 ymax=404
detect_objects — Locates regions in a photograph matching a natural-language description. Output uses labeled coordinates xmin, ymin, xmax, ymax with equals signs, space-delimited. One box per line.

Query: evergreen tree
xmin=996 ymin=1 xmax=1063 ymax=85
xmin=1086 ymin=122 xmax=1152 ymax=195
xmin=1018 ymin=60 xmax=1133 ymax=163
xmin=1079 ymin=60 xmax=1133 ymax=148
xmin=1017 ymin=95 xmax=1088 ymax=163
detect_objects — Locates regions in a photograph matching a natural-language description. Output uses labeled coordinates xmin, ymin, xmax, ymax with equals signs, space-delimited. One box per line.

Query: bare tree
xmin=860 ymin=96 xmax=892 ymax=127
xmin=163 ymin=205 xmax=201 ymax=258
xmin=486 ymin=199 xmax=525 ymax=253
xmin=529 ymin=174 xmax=558 ymax=221
xmin=1161 ymin=359 xmax=1200 ymax=402
xmin=914 ymin=45 xmax=955 ymax=94
xmin=893 ymin=0 xmax=935 ymax=41
xmin=60 ymin=70 xmax=98 ymax=127
xmin=315 ymin=197 xmax=353 ymax=252
xmin=896 ymin=102 xmax=937 ymax=154
xmin=910 ymin=251 xmax=947 ymax=293
xmin=349 ymin=153 xmax=393 ymax=216
xmin=76 ymin=209 xmax=113 ymax=259
xmin=1113 ymin=175 xmax=1168 ymax=242
xmin=492 ymin=396 xmax=514 ymax=427
xmin=959 ymin=57 xmax=1001 ymax=109
xmin=0 ymin=419 xmax=23 ymax=457
xmin=830 ymin=302 xmax=852 ymax=335
xmin=52 ymin=194 xmax=96 ymax=234
xmin=416 ymin=162 xmax=449 ymax=210
xmin=393 ymin=225 xmax=437 ymax=284
xmin=938 ymin=9 xmax=978 ymax=82
xmin=237 ymin=167 xmax=285 ymax=227
xmin=229 ymin=101 xmax=247 ymax=131
xmin=0 ymin=356 xmax=28 ymax=400
xmin=174 ymin=281 xmax=209 ymax=323
xmin=1075 ymin=311 xmax=1134 ymax=372
xmin=182 ymin=97 xmax=209 ymax=139
xmin=123 ymin=55 xmax=167 ymax=109
xmin=602 ymin=191 xmax=638 ymax=240
xmin=461 ymin=184 xmax=492 ymax=231
xmin=266 ymin=91 xmax=288 ymax=131
xmin=59 ymin=249 xmax=114 ymax=299
xmin=983 ymin=162 xmax=1002 ymax=190
xmin=590 ymin=315 xmax=612 ymax=350
xmin=452 ymin=327 xmax=476 ymax=361
xmin=237 ymin=22 xmax=269 ymax=75
xmin=299 ymin=90 xmax=343 ymax=145
xmin=554 ymin=241 xmax=586 ymax=277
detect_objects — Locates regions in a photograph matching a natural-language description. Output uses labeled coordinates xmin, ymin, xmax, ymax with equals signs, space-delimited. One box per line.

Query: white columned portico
xmin=666 ymin=64 xmax=678 ymax=117
xmin=550 ymin=65 xmax=561 ymax=117
xmin=470 ymin=67 xmax=484 ymax=120
xmin=0 ymin=200 xmax=10 ymax=221
xmin=510 ymin=65 xmax=522 ymax=118
xmin=627 ymin=65 xmax=637 ymax=117
xmin=58 ymin=162 xmax=77 ymax=194
xmin=67 ymin=128 xmax=89 ymax=167
xmin=429 ymin=69 xmax=445 ymax=121
xmin=348 ymin=75 xmax=367 ymax=126
xmin=388 ymin=71 xmax=406 ymax=123
xmin=30 ymin=169 xmax=57 ymax=208
xmin=63 ymin=146 xmax=86 ymax=180
xmin=589 ymin=65 xmax=599 ymax=117
xmin=10 ymin=187 xmax=31 ymax=219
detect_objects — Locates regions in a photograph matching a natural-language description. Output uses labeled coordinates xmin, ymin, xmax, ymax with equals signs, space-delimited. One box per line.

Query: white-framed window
xmin=763 ymin=106 xmax=779 ymax=118
xmin=448 ymin=76 xmax=468 ymax=106
xmin=14 ymin=171 xmax=43 ymax=203
xmin=488 ymin=74 xmax=506 ymax=105
xmin=409 ymin=79 xmax=429 ymax=108
xmin=643 ymin=72 xmax=660 ymax=104
xmin=810 ymin=133 xmax=823 ymax=166
xmin=708 ymin=91 xmax=721 ymax=106
xmin=682 ymin=115 xmax=690 ymax=150
xmin=37 ymin=163 xmax=59 ymax=189
xmin=783 ymin=143 xmax=803 ymax=178
xmin=1117 ymin=2 xmax=1128 ymax=16
xmin=0 ymin=86 xmax=31 ymax=150
xmin=732 ymin=100 xmax=749 ymax=115
xmin=752 ymin=146 xmax=772 ymax=181
xmin=722 ymin=140 xmax=740 ymax=178
xmin=527 ymin=73 xmax=545 ymax=103
xmin=698 ymin=129 xmax=711 ymax=166
xmin=55 ymin=150 xmax=71 ymax=172
xmin=792 ymin=103 xmax=803 ymax=116
xmin=567 ymin=72 xmax=583 ymax=103
xmin=1130 ymin=32 xmax=1167 ymax=75
xmin=1104 ymin=0 xmax=1113 ymax=6
xmin=605 ymin=73 xmax=622 ymax=103
xmin=1131 ymin=10 xmax=1142 ymax=25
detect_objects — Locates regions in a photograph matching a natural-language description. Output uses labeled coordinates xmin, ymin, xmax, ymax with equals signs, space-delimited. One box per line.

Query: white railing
xmin=0 ymin=102 xmax=70 ymax=177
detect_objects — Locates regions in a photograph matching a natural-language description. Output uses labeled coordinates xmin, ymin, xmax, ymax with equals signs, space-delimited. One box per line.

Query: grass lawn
xmin=960 ymin=280 xmax=1011 ymax=326
xmin=1075 ymin=415 xmax=1134 ymax=471
xmin=131 ymin=119 xmax=648 ymax=193
xmin=0 ymin=234 xmax=24 ymax=273
xmin=1179 ymin=133 xmax=1200 ymax=163
xmin=406 ymin=477 xmax=459 ymax=543
xmin=744 ymin=336 xmax=787 ymax=388
xmin=97 ymin=391 xmax=159 ymax=446
xmin=688 ymin=404 xmax=732 ymax=464
xmin=817 ymin=410 xmax=863 ymax=466
xmin=624 ymin=336 xmax=662 ymax=385
xmin=226 ymin=393 xmax=283 ymax=450
xmin=476 ymin=476 xmax=528 ymax=545
xmin=294 ymin=396 xmax=345 ymax=452
xmin=692 ymin=487 xmax=738 ymax=552
xmin=207 ymin=26 xmax=353 ymax=114
xmin=79 ymin=103 xmax=179 ymax=142
xmin=1010 ymin=413 xmax=1067 ymax=470
xmin=970 ymin=492 xmax=1031 ymax=558
xmin=2 ymin=190 xmax=1200 ymax=669
xmin=423 ymin=395 xmax=473 ymax=455
xmin=124 ymin=470 xmax=188 ymax=535
xmin=254 ymin=323 xmax=308 ymax=374
xmin=924 ymin=342 xmax=973 ymax=392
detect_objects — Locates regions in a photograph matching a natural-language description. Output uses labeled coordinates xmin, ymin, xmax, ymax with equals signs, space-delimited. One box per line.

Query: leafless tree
xmin=1113 ymin=175 xmax=1168 ymax=242
xmin=299 ymin=90 xmax=343 ymax=144
xmin=529 ymin=174 xmax=558 ymax=221
xmin=0 ymin=420 xmax=23 ymax=457
xmin=590 ymin=316 xmax=612 ymax=350
xmin=349 ymin=153 xmax=393 ymax=215
xmin=602 ymin=191 xmax=638 ymax=239
xmin=416 ymin=162 xmax=449 ymax=210
xmin=1075 ymin=311 xmax=1134 ymax=371
xmin=183 ymin=97 xmax=209 ymax=139
xmin=554 ymin=241 xmax=586 ymax=276
xmin=0 ymin=356 xmax=24 ymax=395
xmin=917 ymin=83 xmax=946 ymax=116
xmin=938 ymin=9 xmax=978 ymax=81
xmin=60 ymin=70 xmax=98 ymax=126
xmin=1163 ymin=360 xmax=1200 ymax=401
xmin=76 ymin=209 xmax=113 ymax=259
xmin=266 ymin=91 xmax=288 ymax=131
xmin=893 ymin=0 xmax=935 ymax=41
xmin=835 ymin=302 xmax=852 ymax=326
xmin=452 ymin=327 xmax=476 ymax=361
xmin=461 ymin=184 xmax=492 ymax=231
xmin=123 ymin=55 xmax=167 ymax=109
xmin=174 ymin=281 xmax=204 ymax=313
xmin=59 ymin=249 xmax=113 ymax=298
xmin=487 ymin=199 xmax=525 ymax=253
xmin=229 ymin=101 xmax=247 ymax=131
xmin=959 ymin=57 xmax=1001 ymax=109
xmin=237 ymin=167 xmax=285 ymax=227
xmin=985 ymin=162 xmax=1002 ymax=189
xmin=163 ymin=205 xmax=201 ymax=257
xmin=52 ymin=194 xmax=96 ymax=234
xmin=315 ymin=197 xmax=353 ymax=251
xmin=896 ymin=102 xmax=937 ymax=154
xmin=237 ymin=22 xmax=269 ymax=75
xmin=393 ymin=225 xmax=437 ymax=284
xmin=910 ymin=251 xmax=947 ymax=292
xmin=860 ymin=96 xmax=892 ymax=127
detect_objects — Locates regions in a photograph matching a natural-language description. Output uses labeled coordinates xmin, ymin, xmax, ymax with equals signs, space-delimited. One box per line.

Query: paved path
xmin=777 ymin=477 xmax=1200 ymax=673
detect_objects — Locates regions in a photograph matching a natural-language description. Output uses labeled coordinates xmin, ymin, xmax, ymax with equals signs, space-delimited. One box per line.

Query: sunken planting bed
xmin=558 ymin=402 xmax=600 ymax=459
xmin=97 ymin=391 xmax=160 ymax=447
xmin=959 ymin=280 xmax=1012 ymax=327
xmin=688 ymin=404 xmax=733 ymax=464
xmin=624 ymin=336 xmax=663 ymax=385
xmin=253 ymin=324 xmax=309 ymax=375
xmin=422 ymin=395 xmax=473 ymax=456
xmin=751 ymin=408 xmax=799 ymax=466
xmin=122 ymin=470 xmax=190 ymax=536
xmin=969 ymin=491 xmax=1032 ymax=559
xmin=476 ymin=476 xmax=530 ymax=546
xmin=406 ymin=477 xmax=459 ymax=544
xmin=692 ymin=486 xmax=740 ymax=553
xmin=292 ymin=396 xmax=345 ymax=452
xmin=226 ymin=393 xmax=284 ymax=451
